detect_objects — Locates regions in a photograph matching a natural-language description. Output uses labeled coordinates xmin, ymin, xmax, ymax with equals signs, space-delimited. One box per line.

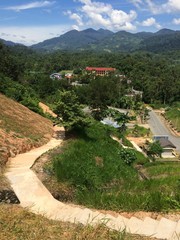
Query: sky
xmin=0 ymin=0 xmax=180 ymax=45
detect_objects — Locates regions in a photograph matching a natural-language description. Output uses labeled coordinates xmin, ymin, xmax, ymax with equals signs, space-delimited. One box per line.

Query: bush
xmin=118 ymin=148 xmax=137 ymax=165
xmin=131 ymin=124 xmax=150 ymax=137
xmin=21 ymin=97 xmax=44 ymax=115
xmin=0 ymin=74 xmax=43 ymax=115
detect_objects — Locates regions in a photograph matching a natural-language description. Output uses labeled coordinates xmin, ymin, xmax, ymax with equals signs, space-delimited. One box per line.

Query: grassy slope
xmin=165 ymin=107 xmax=180 ymax=132
xmin=50 ymin=122 xmax=180 ymax=212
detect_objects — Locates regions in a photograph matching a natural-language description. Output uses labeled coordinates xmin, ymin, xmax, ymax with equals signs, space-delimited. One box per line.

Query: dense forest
xmin=0 ymin=40 xmax=180 ymax=112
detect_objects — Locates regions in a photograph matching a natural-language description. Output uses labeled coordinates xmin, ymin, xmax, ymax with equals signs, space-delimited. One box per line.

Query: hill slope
xmin=32 ymin=28 xmax=113 ymax=51
xmin=31 ymin=28 xmax=180 ymax=53
xmin=0 ymin=94 xmax=53 ymax=166
xmin=139 ymin=30 xmax=180 ymax=52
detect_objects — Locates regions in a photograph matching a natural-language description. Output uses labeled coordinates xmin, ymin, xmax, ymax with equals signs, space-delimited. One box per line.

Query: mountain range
xmin=0 ymin=38 xmax=21 ymax=47
xmin=1 ymin=28 xmax=180 ymax=53
xmin=31 ymin=28 xmax=180 ymax=53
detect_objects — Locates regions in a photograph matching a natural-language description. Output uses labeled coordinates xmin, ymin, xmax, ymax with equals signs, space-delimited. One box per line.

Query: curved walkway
xmin=5 ymin=127 xmax=180 ymax=240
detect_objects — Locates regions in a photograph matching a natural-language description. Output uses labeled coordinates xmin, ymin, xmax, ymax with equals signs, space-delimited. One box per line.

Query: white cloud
xmin=0 ymin=25 xmax=69 ymax=45
xmin=129 ymin=0 xmax=143 ymax=8
xmin=66 ymin=11 xmax=84 ymax=26
xmin=130 ymin=0 xmax=180 ymax=14
xmin=173 ymin=18 xmax=180 ymax=25
xmin=66 ymin=0 xmax=137 ymax=31
xmin=141 ymin=17 xmax=161 ymax=28
xmin=167 ymin=0 xmax=180 ymax=12
xmin=146 ymin=0 xmax=180 ymax=14
xmin=72 ymin=25 xmax=80 ymax=30
xmin=3 ymin=1 xmax=55 ymax=12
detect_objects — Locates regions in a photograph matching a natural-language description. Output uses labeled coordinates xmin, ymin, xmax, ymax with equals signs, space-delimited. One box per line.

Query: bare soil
xmin=0 ymin=94 xmax=53 ymax=189
xmin=39 ymin=102 xmax=57 ymax=118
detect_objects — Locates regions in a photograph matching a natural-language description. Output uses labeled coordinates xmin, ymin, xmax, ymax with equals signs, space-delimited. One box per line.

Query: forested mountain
xmin=31 ymin=28 xmax=180 ymax=53
xmin=0 ymin=38 xmax=22 ymax=46
xmin=88 ymin=30 xmax=151 ymax=52
xmin=1 ymin=28 xmax=179 ymax=53
xmin=139 ymin=30 xmax=180 ymax=52
xmin=32 ymin=28 xmax=113 ymax=51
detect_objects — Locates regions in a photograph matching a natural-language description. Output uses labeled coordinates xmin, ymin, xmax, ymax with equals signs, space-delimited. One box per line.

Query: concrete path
xmin=5 ymin=127 xmax=180 ymax=239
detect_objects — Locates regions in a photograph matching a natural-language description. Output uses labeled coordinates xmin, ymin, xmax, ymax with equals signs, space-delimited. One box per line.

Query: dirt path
xmin=39 ymin=102 xmax=57 ymax=118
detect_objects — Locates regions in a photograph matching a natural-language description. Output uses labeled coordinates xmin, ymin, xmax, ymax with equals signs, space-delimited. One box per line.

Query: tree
xmin=55 ymin=90 xmax=90 ymax=132
xmin=147 ymin=141 xmax=163 ymax=160
xmin=108 ymin=109 xmax=134 ymax=133
xmin=87 ymin=75 xmax=120 ymax=120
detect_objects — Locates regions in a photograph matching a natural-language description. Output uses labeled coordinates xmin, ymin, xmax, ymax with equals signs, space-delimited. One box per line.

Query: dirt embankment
xmin=0 ymin=94 xmax=53 ymax=168
xmin=39 ymin=102 xmax=57 ymax=118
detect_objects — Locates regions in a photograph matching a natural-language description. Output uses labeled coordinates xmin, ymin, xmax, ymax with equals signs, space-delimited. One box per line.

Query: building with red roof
xmin=86 ymin=67 xmax=116 ymax=76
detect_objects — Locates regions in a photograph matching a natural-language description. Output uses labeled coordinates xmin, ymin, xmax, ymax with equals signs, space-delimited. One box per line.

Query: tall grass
xmin=165 ymin=105 xmax=180 ymax=131
xmin=52 ymin=121 xmax=180 ymax=212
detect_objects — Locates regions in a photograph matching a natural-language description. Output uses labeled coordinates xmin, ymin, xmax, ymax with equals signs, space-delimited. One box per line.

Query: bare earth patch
xmin=0 ymin=94 xmax=53 ymax=189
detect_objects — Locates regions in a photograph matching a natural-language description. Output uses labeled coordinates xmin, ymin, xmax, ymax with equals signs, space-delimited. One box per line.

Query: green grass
xmin=144 ymin=162 xmax=180 ymax=178
xmin=133 ymin=151 xmax=148 ymax=165
xmin=52 ymin=121 xmax=180 ymax=212
xmin=165 ymin=106 xmax=180 ymax=131
xmin=127 ymin=125 xmax=150 ymax=137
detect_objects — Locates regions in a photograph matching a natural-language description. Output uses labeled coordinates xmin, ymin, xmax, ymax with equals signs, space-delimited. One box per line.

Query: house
xmin=85 ymin=67 xmax=116 ymax=76
xmin=65 ymin=73 xmax=73 ymax=79
xmin=153 ymin=135 xmax=176 ymax=158
xmin=126 ymin=87 xmax=143 ymax=99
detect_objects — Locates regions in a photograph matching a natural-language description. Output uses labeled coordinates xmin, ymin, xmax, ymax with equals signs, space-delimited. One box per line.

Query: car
xmin=50 ymin=73 xmax=62 ymax=80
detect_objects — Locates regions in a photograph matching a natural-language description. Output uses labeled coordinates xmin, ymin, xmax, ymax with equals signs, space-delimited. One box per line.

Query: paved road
xmin=148 ymin=110 xmax=180 ymax=153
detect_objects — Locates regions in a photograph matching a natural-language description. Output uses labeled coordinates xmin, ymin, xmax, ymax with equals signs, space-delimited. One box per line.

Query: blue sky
xmin=0 ymin=0 xmax=180 ymax=45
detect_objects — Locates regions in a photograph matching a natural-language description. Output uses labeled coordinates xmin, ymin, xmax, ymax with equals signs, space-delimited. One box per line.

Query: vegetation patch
xmin=51 ymin=121 xmax=180 ymax=212
xmin=165 ymin=103 xmax=180 ymax=131
xmin=127 ymin=125 xmax=150 ymax=137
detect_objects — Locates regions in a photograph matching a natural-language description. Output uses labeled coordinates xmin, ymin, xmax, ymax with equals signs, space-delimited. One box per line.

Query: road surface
xmin=148 ymin=110 xmax=180 ymax=153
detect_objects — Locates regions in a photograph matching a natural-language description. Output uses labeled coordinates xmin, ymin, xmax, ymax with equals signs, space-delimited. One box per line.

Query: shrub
xmin=118 ymin=148 xmax=137 ymax=165
xmin=21 ymin=97 xmax=44 ymax=115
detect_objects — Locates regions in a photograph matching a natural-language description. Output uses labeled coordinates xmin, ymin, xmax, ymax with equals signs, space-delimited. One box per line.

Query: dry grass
xmin=0 ymin=93 xmax=54 ymax=188
xmin=0 ymin=174 xmax=11 ymax=190
xmin=0 ymin=204 xmax=154 ymax=240
xmin=0 ymin=94 xmax=53 ymax=143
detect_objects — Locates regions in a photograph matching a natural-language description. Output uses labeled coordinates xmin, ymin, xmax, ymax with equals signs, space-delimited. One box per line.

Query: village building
xmin=85 ymin=67 xmax=116 ymax=76
xmin=125 ymin=87 xmax=143 ymax=99
xmin=153 ymin=135 xmax=176 ymax=158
